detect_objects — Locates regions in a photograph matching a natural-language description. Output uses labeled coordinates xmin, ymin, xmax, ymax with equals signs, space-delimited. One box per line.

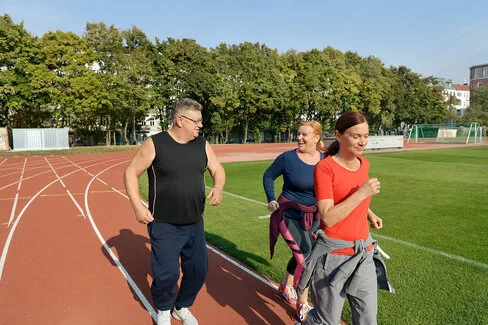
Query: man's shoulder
xmin=151 ymin=131 xmax=167 ymax=139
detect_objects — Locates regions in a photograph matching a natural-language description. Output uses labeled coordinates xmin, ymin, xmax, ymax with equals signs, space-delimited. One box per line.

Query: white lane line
xmin=0 ymin=159 xmax=6 ymax=167
xmin=0 ymin=157 xmax=111 ymax=191
xmin=112 ymin=187 xmax=128 ymax=199
xmin=258 ymin=215 xmax=270 ymax=219
xmin=373 ymin=234 xmax=488 ymax=269
xmin=0 ymin=170 xmax=50 ymax=191
xmin=45 ymin=157 xmax=84 ymax=217
xmin=8 ymin=158 xmax=27 ymax=227
xmin=0 ymin=157 xmax=127 ymax=280
xmin=83 ymin=161 xmax=157 ymax=322
xmin=97 ymin=178 xmax=107 ymax=185
xmin=206 ymin=245 xmax=278 ymax=290
xmin=66 ymin=190 xmax=86 ymax=218
xmin=63 ymin=156 xmax=108 ymax=185
xmin=107 ymin=177 xmax=278 ymax=315
xmin=205 ymin=186 xmax=267 ymax=206
xmin=214 ymin=189 xmax=488 ymax=270
xmin=0 ymin=162 xmax=75 ymax=190
xmin=8 ymin=193 xmax=19 ymax=227
xmin=16 ymin=158 xmax=27 ymax=191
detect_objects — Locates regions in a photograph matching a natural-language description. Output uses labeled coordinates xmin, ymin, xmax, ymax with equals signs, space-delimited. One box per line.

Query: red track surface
xmin=0 ymin=141 xmax=485 ymax=324
xmin=0 ymin=148 xmax=300 ymax=325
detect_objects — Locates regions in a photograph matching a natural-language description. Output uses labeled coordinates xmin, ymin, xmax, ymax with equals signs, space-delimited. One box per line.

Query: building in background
xmin=451 ymin=84 xmax=470 ymax=117
xmin=469 ymin=63 xmax=488 ymax=89
xmin=436 ymin=78 xmax=470 ymax=118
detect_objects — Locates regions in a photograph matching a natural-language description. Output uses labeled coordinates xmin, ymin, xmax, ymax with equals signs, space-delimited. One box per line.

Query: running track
xmin=0 ymin=144 xmax=299 ymax=325
xmin=1 ymin=141 xmax=485 ymax=324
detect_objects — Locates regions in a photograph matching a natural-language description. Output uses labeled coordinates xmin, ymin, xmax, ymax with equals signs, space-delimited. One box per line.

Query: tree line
xmin=1 ymin=13 xmax=485 ymax=145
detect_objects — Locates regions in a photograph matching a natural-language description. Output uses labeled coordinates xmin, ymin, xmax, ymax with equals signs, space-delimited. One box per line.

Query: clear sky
xmin=2 ymin=0 xmax=487 ymax=84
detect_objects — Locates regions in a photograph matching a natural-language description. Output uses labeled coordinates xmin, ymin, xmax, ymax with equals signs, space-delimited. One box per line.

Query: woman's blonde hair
xmin=300 ymin=120 xmax=324 ymax=151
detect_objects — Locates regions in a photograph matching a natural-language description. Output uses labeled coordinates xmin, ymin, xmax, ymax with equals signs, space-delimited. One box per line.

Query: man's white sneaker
xmin=157 ymin=309 xmax=171 ymax=325
xmin=172 ymin=307 xmax=198 ymax=325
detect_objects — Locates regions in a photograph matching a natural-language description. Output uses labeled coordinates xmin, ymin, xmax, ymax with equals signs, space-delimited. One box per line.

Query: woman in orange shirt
xmin=301 ymin=112 xmax=384 ymax=325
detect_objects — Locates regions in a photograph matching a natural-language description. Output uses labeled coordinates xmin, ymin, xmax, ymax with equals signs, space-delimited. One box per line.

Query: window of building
xmin=484 ymin=67 xmax=488 ymax=77
xmin=478 ymin=80 xmax=483 ymax=87
xmin=475 ymin=68 xmax=483 ymax=78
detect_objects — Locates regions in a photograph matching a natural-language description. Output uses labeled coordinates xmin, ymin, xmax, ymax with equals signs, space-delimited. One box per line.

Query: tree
xmin=346 ymin=52 xmax=396 ymax=134
xmin=227 ymin=42 xmax=286 ymax=143
xmin=84 ymin=22 xmax=126 ymax=145
xmin=209 ymin=43 xmax=240 ymax=143
xmin=465 ymin=86 xmax=488 ymax=129
xmin=155 ymin=38 xmax=219 ymax=139
xmin=0 ymin=14 xmax=38 ymax=127
xmin=35 ymin=30 xmax=96 ymax=128
xmin=118 ymin=26 xmax=154 ymax=144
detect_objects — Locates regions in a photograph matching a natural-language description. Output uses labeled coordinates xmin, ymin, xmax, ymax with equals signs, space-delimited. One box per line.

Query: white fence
xmin=365 ymin=135 xmax=404 ymax=150
xmin=12 ymin=128 xmax=69 ymax=151
xmin=324 ymin=135 xmax=404 ymax=150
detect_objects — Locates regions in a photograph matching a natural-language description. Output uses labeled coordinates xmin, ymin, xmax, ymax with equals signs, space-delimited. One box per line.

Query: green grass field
xmin=193 ymin=147 xmax=488 ymax=325
xmin=139 ymin=146 xmax=487 ymax=324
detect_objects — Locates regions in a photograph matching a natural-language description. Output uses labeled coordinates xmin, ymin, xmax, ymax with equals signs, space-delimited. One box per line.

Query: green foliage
xmin=1 ymin=12 xmax=470 ymax=146
xmin=465 ymin=86 xmax=488 ymax=128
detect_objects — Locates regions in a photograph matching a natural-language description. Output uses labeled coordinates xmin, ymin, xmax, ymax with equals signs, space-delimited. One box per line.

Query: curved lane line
xmin=0 ymin=157 xmax=128 ymax=280
xmin=0 ymin=156 xmax=110 ymax=190
xmin=83 ymin=161 xmax=158 ymax=322
xmin=8 ymin=158 xmax=26 ymax=227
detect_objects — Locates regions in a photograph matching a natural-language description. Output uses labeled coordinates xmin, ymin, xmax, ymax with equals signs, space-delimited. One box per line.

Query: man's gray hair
xmin=172 ymin=98 xmax=203 ymax=121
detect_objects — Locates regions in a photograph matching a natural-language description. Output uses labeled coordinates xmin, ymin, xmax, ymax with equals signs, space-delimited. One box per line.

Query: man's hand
xmin=135 ymin=204 xmax=154 ymax=224
xmin=207 ymin=186 xmax=223 ymax=206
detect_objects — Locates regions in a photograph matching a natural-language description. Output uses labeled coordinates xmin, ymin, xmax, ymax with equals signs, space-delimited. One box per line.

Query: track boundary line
xmin=83 ymin=160 xmax=158 ymax=322
xmin=215 ymin=188 xmax=488 ymax=269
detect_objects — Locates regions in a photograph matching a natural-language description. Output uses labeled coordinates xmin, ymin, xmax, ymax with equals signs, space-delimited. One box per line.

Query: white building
xmin=141 ymin=112 xmax=162 ymax=138
xmin=438 ymin=78 xmax=470 ymax=117
xmin=443 ymin=84 xmax=470 ymax=117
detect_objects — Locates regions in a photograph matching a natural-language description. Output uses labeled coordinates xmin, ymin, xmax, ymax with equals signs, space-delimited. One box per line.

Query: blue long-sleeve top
xmin=263 ymin=149 xmax=323 ymax=217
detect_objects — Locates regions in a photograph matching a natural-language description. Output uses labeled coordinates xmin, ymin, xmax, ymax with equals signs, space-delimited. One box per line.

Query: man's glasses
xmin=180 ymin=115 xmax=203 ymax=125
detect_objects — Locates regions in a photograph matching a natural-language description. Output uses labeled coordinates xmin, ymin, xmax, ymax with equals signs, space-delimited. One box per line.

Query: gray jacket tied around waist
xmin=297 ymin=230 xmax=395 ymax=296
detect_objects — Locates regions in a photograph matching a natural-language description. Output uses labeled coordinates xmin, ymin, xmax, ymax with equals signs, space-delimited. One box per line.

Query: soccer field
xmin=199 ymin=146 xmax=488 ymax=325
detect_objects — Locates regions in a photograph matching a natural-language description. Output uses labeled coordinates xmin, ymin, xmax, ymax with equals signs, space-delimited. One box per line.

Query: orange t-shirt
xmin=314 ymin=155 xmax=371 ymax=255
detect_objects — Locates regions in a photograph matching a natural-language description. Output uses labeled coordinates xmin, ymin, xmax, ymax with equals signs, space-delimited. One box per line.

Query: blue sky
xmin=2 ymin=0 xmax=487 ymax=84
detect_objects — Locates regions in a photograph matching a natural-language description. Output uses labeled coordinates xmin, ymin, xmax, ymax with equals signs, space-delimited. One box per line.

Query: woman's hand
xmin=267 ymin=200 xmax=280 ymax=212
xmin=358 ymin=178 xmax=381 ymax=199
xmin=368 ymin=212 xmax=383 ymax=229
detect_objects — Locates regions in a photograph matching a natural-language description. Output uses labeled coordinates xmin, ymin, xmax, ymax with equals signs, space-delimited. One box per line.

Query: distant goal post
xmin=407 ymin=122 xmax=483 ymax=144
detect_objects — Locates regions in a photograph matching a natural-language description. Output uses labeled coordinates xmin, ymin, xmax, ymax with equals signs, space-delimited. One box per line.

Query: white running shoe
xmin=157 ymin=309 xmax=171 ymax=325
xmin=172 ymin=307 xmax=198 ymax=325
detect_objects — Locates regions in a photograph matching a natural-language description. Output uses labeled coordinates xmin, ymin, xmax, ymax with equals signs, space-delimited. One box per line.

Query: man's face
xmin=178 ymin=110 xmax=203 ymax=139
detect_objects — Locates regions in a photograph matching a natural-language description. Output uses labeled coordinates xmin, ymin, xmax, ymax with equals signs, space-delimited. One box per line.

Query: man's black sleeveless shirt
xmin=148 ymin=131 xmax=207 ymax=224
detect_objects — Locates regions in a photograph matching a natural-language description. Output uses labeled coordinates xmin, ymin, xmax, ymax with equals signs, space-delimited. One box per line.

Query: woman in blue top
xmin=263 ymin=121 xmax=324 ymax=322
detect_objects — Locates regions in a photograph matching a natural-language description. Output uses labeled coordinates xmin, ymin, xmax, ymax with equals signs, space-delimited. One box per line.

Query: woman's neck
xmin=333 ymin=153 xmax=359 ymax=171
xmin=297 ymin=148 xmax=320 ymax=165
